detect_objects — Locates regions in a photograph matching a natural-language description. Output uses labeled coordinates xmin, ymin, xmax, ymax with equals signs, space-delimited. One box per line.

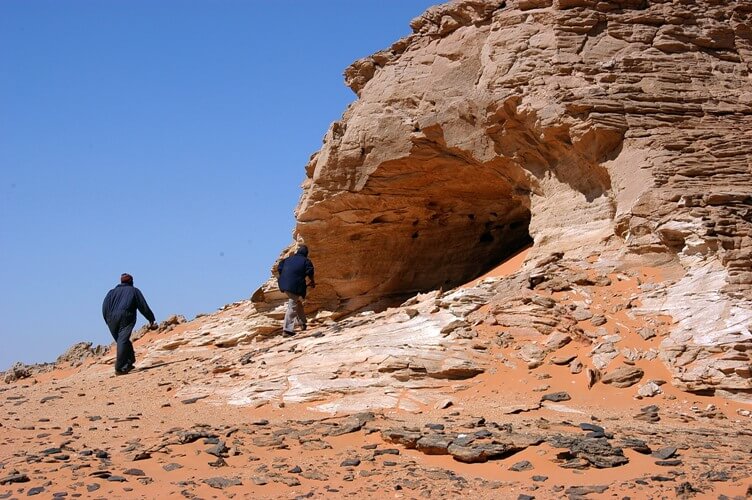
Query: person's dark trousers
xmin=107 ymin=313 xmax=136 ymax=373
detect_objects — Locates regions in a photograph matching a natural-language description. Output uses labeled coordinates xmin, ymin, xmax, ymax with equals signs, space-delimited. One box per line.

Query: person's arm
xmin=305 ymin=259 xmax=315 ymax=288
xmin=135 ymin=288 xmax=156 ymax=325
xmin=102 ymin=292 xmax=111 ymax=322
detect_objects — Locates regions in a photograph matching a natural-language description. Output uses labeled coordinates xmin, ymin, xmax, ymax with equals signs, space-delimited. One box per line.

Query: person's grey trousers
xmin=107 ymin=313 xmax=136 ymax=372
xmin=283 ymin=291 xmax=306 ymax=333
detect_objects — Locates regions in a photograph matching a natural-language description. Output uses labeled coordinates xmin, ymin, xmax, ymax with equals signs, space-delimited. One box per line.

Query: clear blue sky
xmin=0 ymin=0 xmax=438 ymax=370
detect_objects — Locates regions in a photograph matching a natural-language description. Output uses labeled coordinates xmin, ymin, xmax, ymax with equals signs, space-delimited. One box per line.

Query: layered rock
xmin=142 ymin=288 xmax=492 ymax=413
xmin=257 ymin=0 xmax=751 ymax=398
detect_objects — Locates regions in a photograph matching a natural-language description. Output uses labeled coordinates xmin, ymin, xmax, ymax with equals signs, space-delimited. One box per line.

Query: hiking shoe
xmin=115 ymin=370 xmax=129 ymax=376
xmin=301 ymin=324 xmax=307 ymax=332
xmin=282 ymin=330 xmax=296 ymax=337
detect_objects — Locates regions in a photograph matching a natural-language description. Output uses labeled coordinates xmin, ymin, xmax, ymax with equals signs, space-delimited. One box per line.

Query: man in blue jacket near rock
xmin=277 ymin=245 xmax=315 ymax=337
xmin=102 ymin=273 xmax=157 ymax=375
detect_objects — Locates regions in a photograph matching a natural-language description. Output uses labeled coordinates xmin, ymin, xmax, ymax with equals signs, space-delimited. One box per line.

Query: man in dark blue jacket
xmin=102 ymin=273 xmax=157 ymax=375
xmin=277 ymin=245 xmax=315 ymax=337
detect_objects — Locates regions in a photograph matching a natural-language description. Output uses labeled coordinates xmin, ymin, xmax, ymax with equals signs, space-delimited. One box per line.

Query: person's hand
xmin=308 ymin=281 xmax=316 ymax=289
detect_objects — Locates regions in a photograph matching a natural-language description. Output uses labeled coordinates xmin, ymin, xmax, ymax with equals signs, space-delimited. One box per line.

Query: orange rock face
xmin=265 ymin=0 xmax=752 ymax=398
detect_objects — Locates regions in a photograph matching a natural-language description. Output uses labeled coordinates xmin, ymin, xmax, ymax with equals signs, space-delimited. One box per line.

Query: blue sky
xmin=0 ymin=0 xmax=438 ymax=370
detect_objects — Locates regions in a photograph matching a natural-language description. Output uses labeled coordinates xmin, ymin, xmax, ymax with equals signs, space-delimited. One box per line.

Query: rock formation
xmin=255 ymin=0 xmax=752 ymax=400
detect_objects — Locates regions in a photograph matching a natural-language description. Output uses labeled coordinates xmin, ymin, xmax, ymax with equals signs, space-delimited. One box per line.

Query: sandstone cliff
xmin=256 ymin=0 xmax=752 ymax=399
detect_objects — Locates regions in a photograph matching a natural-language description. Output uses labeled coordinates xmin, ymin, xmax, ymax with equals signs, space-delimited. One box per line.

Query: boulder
xmin=602 ymin=366 xmax=644 ymax=388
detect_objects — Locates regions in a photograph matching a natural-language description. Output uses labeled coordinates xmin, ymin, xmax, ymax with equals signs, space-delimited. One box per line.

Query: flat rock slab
xmin=203 ymin=477 xmax=241 ymax=489
xmin=0 ymin=473 xmax=29 ymax=485
xmin=447 ymin=442 xmax=524 ymax=464
xmin=382 ymin=429 xmax=421 ymax=449
xmin=565 ymin=484 xmax=609 ymax=496
xmin=416 ymin=435 xmax=453 ymax=455
xmin=652 ymin=446 xmax=678 ymax=460
xmin=541 ymin=391 xmax=571 ymax=402
xmin=181 ymin=395 xmax=209 ymax=404
xmin=551 ymin=354 xmax=577 ymax=365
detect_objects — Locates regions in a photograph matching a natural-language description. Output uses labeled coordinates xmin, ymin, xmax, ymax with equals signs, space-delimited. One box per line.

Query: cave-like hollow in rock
xmin=297 ymin=154 xmax=534 ymax=314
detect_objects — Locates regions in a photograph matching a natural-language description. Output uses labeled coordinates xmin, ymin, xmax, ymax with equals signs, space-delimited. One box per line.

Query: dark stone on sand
xmin=181 ymin=395 xmax=208 ymax=404
xmin=448 ymin=442 xmax=523 ymax=464
xmin=382 ymin=429 xmax=421 ymax=449
xmin=547 ymin=435 xmax=628 ymax=468
xmin=340 ymin=458 xmax=361 ymax=467
xmin=206 ymin=441 xmax=229 ymax=457
xmin=700 ymin=470 xmax=730 ymax=482
xmin=620 ymin=438 xmax=651 ymax=454
xmin=652 ymin=446 xmax=677 ymax=460
xmin=509 ymin=460 xmax=533 ymax=471
xmin=655 ymin=459 xmax=682 ymax=466
xmin=178 ymin=429 xmax=217 ymax=444
xmin=416 ymin=434 xmax=452 ymax=455
xmin=27 ymin=486 xmax=44 ymax=496
xmin=675 ymin=482 xmax=701 ymax=497
xmin=203 ymin=476 xmax=241 ymax=489
xmin=0 ymin=473 xmax=30 ymax=485
xmin=565 ymin=485 xmax=608 ymax=496
xmin=541 ymin=392 xmax=571 ymax=402
xmin=579 ymin=423 xmax=604 ymax=434
xmin=327 ymin=412 xmax=374 ymax=436
xmin=374 ymin=448 xmax=400 ymax=456
xmin=473 ymin=429 xmax=493 ymax=438
xmin=651 ymin=475 xmax=674 ymax=482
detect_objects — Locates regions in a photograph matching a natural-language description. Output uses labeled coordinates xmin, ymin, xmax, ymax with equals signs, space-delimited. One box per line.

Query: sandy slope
xmin=1 ymin=251 xmax=751 ymax=499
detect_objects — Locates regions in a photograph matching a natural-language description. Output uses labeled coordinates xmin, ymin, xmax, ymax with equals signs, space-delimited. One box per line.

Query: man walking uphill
xmin=102 ymin=273 xmax=156 ymax=375
xmin=277 ymin=245 xmax=315 ymax=337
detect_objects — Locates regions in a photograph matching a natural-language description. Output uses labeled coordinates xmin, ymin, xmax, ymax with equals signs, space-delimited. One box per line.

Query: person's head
xmin=120 ymin=273 xmax=133 ymax=284
xmin=296 ymin=245 xmax=309 ymax=257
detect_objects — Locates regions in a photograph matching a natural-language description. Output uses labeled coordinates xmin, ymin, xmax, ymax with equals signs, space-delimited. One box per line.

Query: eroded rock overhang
xmin=253 ymin=0 xmax=752 ymax=399
xmin=292 ymin=0 xmax=624 ymax=313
